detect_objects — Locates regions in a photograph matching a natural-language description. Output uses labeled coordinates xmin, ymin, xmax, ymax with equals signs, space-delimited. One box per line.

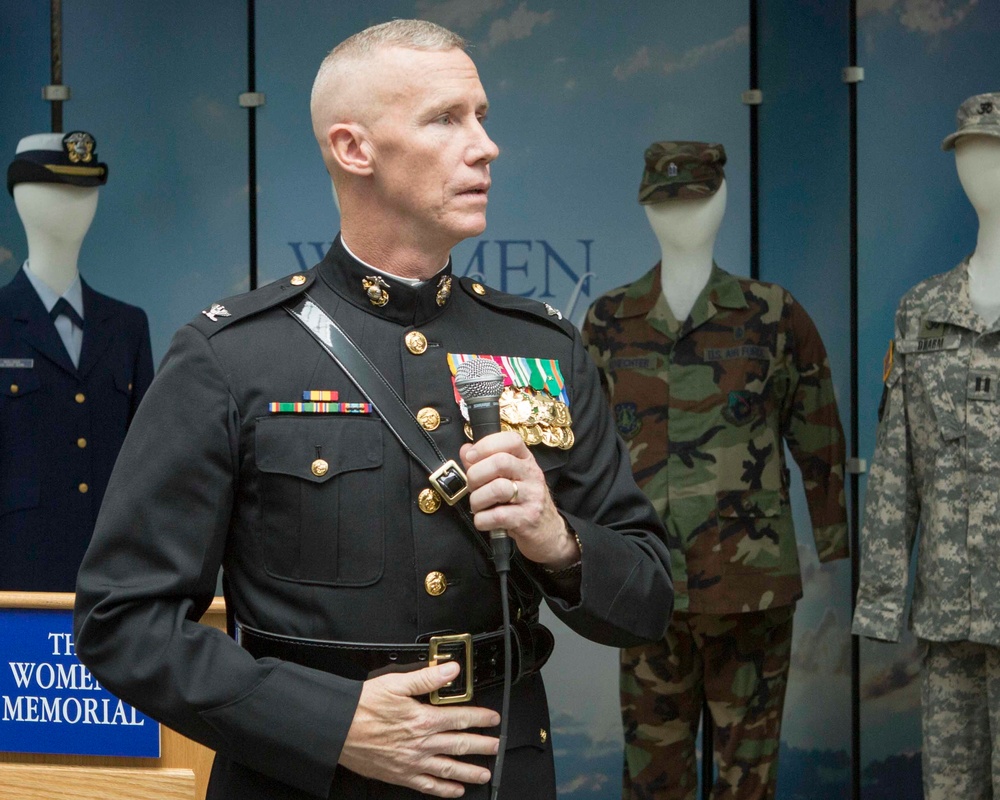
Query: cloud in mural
xmin=791 ymin=608 xmax=851 ymax=676
xmin=484 ymin=2 xmax=555 ymax=50
xmin=857 ymin=0 xmax=979 ymax=33
xmin=414 ymin=0 xmax=504 ymax=29
xmin=861 ymin=649 xmax=921 ymax=700
xmin=558 ymin=772 xmax=611 ymax=795
xmin=612 ymin=46 xmax=651 ymax=81
xmin=613 ymin=26 xmax=749 ymax=81
xmin=663 ymin=25 xmax=749 ymax=76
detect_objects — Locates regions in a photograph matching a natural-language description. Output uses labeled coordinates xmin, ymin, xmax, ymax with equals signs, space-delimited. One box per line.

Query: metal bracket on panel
xmin=846 ymin=457 xmax=867 ymax=475
xmin=239 ymin=92 xmax=266 ymax=108
xmin=42 ymin=85 xmax=71 ymax=101
xmin=842 ymin=67 xmax=865 ymax=84
xmin=741 ymin=89 xmax=763 ymax=106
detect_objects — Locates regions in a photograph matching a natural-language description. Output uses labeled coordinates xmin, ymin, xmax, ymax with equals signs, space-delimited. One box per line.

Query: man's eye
xmin=436 ymin=114 xmax=452 ymax=125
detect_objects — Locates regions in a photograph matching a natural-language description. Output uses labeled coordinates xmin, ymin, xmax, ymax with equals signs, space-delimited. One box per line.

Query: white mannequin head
xmin=14 ymin=183 xmax=99 ymax=247
xmin=955 ymin=136 xmax=1000 ymax=218
xmin=645 ymin=178 xmax=727 ymax=252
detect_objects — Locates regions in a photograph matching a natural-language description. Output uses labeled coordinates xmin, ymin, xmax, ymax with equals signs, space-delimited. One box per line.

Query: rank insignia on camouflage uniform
xmin=447 ymin=353 xmax=574 ymax=449
xmin=722 ymin=390 xmax=756 ymax=426
xmin=614 ymin=402 xmax=642 ymax=439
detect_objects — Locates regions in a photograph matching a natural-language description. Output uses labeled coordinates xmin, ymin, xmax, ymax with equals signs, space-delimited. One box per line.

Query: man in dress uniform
xmin=1 ymin=131 xmax=153 ymax=591
xmin=74 ymin=19 xmax=673 ymax=800
xmin=583 ymin=142 xmax=848 ymax=800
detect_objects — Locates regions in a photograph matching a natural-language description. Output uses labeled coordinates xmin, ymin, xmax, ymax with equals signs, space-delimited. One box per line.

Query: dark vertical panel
xmin=0 ymin=3 xmax=52 ymax=285
xmin=49 ymin=0 xmax=63 ymax=132
xmin=247 ymin=0 xmax=258 ymax=291
xmin=749 ymin=0 xmax=760 ymax=282
xmin=757 ymin=1 xmax=852 ymax=797
xmin=848 ymin=6 xmax=860 ymax=800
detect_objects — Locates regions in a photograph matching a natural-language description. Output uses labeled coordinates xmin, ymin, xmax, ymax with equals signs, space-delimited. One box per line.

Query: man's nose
xmin=469 ymin=123 xmax=500 ymax=165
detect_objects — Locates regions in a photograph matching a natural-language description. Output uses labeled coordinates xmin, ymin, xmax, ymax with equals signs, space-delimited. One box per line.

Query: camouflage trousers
xmin=920 ymin=639 xmax=1000 ymax=800
xmin=620 ymin=607 xmax=794 ymax=800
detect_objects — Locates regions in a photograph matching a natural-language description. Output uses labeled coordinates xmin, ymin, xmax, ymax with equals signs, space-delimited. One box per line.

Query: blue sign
xmin=0 ymin=608 xmax=159 ymax=757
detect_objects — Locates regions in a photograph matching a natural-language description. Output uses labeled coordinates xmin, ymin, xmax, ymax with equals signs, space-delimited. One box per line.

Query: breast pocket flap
xmin=255 ymin=417 xmax=383 ymax=484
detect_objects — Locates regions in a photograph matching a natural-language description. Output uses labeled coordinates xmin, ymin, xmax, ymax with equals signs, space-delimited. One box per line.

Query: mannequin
xmin=583 ymin=140 xmax=847 ymax=800
xmin=648 ymin=178 xmax=727 ymax=321
xmin=852 ymin=92 xmax=1000 ymax=800
xmin=956 ymin=136 xmax=1000 ymax=324
xmin=14 ymin=182 xmax=98 ymax=296
xmin=1 ymin=130 xmax=153 ymax=591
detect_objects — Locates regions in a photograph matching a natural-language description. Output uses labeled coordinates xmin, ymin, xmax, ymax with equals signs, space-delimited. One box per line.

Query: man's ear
xmin=327 ymin=123 xmax=374 ymax=176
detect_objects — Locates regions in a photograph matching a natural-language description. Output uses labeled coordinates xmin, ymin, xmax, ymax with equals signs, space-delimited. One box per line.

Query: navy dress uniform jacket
xmin=0 ymin=268 xmax=153 ymax=591
xmin=74 ymin=238 xmax=674 ymax=800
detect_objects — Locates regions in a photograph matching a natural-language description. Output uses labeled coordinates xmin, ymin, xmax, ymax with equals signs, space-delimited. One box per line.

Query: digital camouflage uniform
xmin=584 ymin=261 xmax=847 ymax=800
xmin=853 ymin=258 xmax=1000 ymax=800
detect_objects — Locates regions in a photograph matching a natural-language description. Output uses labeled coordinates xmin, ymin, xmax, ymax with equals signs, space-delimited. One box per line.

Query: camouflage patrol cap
xmin=941 ymin=92 xmax=1000 ymax=151
xmin=638 ymin=141 xmax=726 ymax=204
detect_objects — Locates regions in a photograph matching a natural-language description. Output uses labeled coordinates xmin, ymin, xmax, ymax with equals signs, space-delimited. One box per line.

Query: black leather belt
xmin=235 ymin=619 xmax=554 ymax=705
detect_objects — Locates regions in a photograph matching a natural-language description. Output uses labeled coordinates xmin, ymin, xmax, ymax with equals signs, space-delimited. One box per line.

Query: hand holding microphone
xmin=454 ymin=359 xmax=512 ymax=554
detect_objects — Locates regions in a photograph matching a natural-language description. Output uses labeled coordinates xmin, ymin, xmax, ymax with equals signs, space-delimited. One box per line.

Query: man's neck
xmin=340 ymin=225 xmax=451 ymax=282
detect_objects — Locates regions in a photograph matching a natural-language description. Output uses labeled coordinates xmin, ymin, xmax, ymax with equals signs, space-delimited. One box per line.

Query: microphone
xmin=454 ymin=358 xmax=504 ymax=442
xmin=454 ymin=359 xmax=511 ymax=546
xmin=454 ymin=357 xmax=513 ymax=800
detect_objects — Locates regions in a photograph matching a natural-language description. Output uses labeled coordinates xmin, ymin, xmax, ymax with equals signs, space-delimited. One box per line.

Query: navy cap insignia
xmin=201 ymin=303 xmax=231 ymax=322
xmin=63 ymin=132 xmax=96 ymax=164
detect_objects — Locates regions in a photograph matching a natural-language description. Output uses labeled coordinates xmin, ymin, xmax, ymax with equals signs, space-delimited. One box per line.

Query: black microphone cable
xmin=454 ymin=359 xmax=513 ymax=800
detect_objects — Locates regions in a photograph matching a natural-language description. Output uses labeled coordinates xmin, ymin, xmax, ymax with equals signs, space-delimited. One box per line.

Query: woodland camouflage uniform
xmin=584 ymin=262 xmax=847 ymax=799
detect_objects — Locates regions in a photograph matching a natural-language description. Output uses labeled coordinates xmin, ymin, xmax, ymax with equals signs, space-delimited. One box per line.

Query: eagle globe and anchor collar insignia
xmin=446 ymin=353 xmax=574 ymax=450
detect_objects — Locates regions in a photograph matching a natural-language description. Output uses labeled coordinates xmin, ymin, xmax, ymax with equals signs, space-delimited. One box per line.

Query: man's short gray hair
xmin=313 ymin=19 xmax=467 ymax=101
xmin=330 ymin=18 xmax=467 ymax=58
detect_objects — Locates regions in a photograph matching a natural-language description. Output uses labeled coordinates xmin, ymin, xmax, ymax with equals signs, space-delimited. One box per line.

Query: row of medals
xmin=462 ymin=385 xmax=575 ymax=450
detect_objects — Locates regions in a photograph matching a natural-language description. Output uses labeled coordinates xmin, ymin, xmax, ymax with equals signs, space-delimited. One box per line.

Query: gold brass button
xmin=472 ymin=283 xmax=486 ymax=296
xmin=128 ymin=382 xmax=133 ymax=392
xmin=9 ymin=384 xmax=17 ymax=394
xmin=539 ymin=729 xmax=548 ymax=744
xmin=405 ymin=331 xmax=428 ymax=355
xmin=75 ymin=392 xmax=85 ymax=403
xmin=417 ymin=407 xmax=441 ymax=431
xmin=425 ymin=571 xmax=447 ymax=596
xmin=311 ymin=458 xmax=329 ymax=477
xmin=290 ymin=274 xmax=307 ymax=286
xmin=418 ymin=488 xmax=442 ymax=514
xmin=77 ymin=438 xmax=87 ymax=449
xmin=78 ymin=483 xmax=89 ymax=494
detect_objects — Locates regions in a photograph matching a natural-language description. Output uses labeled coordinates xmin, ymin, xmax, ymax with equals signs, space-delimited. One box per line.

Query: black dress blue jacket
xmin=74 ymin=238 xmax=672 ymax=799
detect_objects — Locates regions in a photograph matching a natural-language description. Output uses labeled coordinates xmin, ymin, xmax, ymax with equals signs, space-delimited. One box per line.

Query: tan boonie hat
xmin=638 ymin=141 xmax=726 ymax=204
xmin=941 ymin=92 xmax=1000 ymax=151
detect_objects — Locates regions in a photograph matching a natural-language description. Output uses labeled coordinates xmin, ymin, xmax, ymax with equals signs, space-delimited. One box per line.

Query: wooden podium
xmin=0 ymin=592 xmax=224 ymax=800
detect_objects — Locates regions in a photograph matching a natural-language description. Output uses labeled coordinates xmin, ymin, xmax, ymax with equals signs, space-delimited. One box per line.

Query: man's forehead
xmin=371 ymin=46 xmax=487 ymax=107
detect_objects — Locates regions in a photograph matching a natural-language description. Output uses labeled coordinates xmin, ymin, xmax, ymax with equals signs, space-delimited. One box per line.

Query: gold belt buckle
xmin=428 ymin=633 xmax=474 ymax=705
xmin=429 ymin=460 xmax=469 ymax=505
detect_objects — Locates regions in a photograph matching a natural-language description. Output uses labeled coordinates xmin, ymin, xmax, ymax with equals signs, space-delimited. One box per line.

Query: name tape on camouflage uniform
xmin=446 ymin=353 xmax=574 ymax=449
